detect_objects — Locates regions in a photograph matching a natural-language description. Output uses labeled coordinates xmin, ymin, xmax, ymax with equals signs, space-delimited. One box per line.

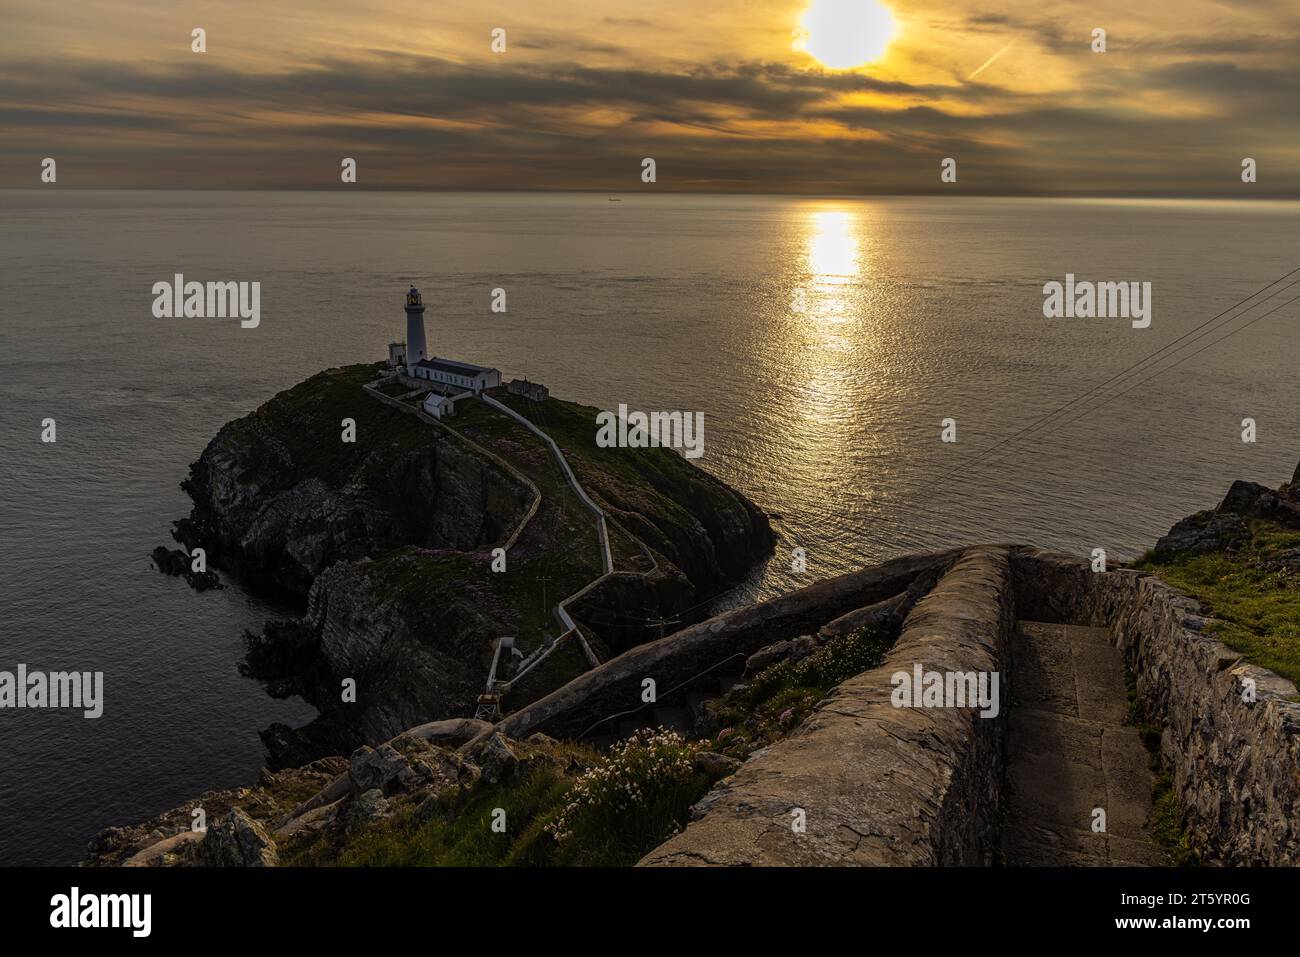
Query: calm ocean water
xmin=2 ymin=190 xmax=1298 ymax=864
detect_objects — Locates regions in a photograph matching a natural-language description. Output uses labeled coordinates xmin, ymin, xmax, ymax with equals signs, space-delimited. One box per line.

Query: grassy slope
xmin=433 ymin=396 xmax=604 ymax=656
xmin=281 ymin=625 xmax=896 ymax=867
xmin=242 ymin=364 xmax=440 ymax=497
xmin=488 ymin=392 xmax=769 ymax=578
xmin=1135 ymin=520 xmax=1300 ymax=685
xmin=281 ymin=737 xmax=710 ymax=867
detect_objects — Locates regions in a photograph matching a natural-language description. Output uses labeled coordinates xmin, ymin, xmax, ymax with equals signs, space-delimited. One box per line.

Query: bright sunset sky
xmin=3 ymin=0 xmax=1297 ymax=194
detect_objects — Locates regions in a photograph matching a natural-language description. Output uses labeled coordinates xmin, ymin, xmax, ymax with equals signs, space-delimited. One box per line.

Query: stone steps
xmin=1001 ymin=620 xmax=1165 ymax=866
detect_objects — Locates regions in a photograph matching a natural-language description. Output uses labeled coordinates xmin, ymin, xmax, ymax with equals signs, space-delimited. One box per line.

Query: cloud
xmin=1 ymin=26 xmax=1297 ymax=196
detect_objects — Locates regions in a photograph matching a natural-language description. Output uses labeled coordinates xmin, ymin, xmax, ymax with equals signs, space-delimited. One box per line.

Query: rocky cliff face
xmin=1153 ymin=479 xmax=1300 ymax=557
xmin=174 ymin=366 xmax=775 ymax=768
xmin=178 ymin=370 xmax=533 ymax=597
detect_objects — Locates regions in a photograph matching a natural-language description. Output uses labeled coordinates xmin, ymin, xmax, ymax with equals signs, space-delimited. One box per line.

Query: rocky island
xmin=164 ymin=363 xmax=775 ymax=768
xmin=94 ymin=370 xmax=1300 ymax=867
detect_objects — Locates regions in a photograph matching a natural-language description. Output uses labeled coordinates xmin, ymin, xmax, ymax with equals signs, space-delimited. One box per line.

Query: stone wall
xmin=639 ymin=546 xmax=1014 ymax=866
xmin=1011 ymin=547 xmax=1300 ymax=865
xmin=496 ymin=548 xmax=961 ymax=742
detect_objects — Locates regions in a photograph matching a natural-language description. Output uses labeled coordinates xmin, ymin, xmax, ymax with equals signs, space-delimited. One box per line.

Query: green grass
xmin=1149 ymin=773 xmax=1198 ymax=866
xmin=1135 ymin=520 xmax=1300 ymax=684
xmin=705 ymin=623 xmax=897 ymax=759
xmin=1130 ymin=519 xmax=1300 ymax=863
xmin=302 ymin=764 xmax=574 ymax=867
xmin=283 ymin=734 xmax=708 ymax=867
xmin=492 ymin=393 xmax=691 ymax=491
xmin=243 ymin=364 xmax=440 ymax=494
xmin=487 ymin=391 xmax=771 ymax=582
xmin=434 ymin=396 xmax=606 ymax=658
xmin=543 ymin=730 xmax=709 ymax=864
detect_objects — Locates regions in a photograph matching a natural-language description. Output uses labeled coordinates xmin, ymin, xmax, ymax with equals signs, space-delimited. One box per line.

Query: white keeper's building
xmin=392 ymin=286 xmax=502 ymax=394
xmin=411 ymin=356 xmax=501 ymax=393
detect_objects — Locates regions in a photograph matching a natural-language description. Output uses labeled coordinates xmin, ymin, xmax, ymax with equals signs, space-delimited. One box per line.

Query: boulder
xmin=349 ymin=744 xmax=410 ymax=795
xmin=150 ymin=546 xmax=188 ymax=576
xmin=340 ymin=789 xmax=389 ymax=832
xmin=693 ymin=751 xmax=740 ymax=781
xmin=744 ymin=639 xmax=792 ymax=675
xmin=1154 ymin=511 xmax=1248 ymax=556
xmin=818 ymin=591 xmax=910 ymax=641
xmin=200 ymin=809 xmax=278 ymax=867
xmin=1217 ymin=480 xmax=1300 ymax=524
xmin=464 ymin=732 xmax=517 ymax=785
xmin=744 ymin=635 xmax=817 ymax=677
xmin=150 ymin=545 xmax=222 ymax=591
xmin=790 ymin=635 xmax=817 ymax=659
xmin=348 ymin=736 xmax=473 ymax=797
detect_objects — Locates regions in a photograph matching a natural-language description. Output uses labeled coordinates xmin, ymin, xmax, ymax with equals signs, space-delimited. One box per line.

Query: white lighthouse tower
xmin=405 ymin=286 xmax=428 ymax=367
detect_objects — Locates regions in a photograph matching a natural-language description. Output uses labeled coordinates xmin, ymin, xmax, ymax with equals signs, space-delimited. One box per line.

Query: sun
xmin=800 ymin=0 xmax=896 ymax=70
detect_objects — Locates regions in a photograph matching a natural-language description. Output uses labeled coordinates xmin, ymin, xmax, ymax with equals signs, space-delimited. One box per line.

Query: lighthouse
xmin=391 ymin=284 xmax=501 ymax=395
xmin=404 ymin=286 xmax=427 ymax=367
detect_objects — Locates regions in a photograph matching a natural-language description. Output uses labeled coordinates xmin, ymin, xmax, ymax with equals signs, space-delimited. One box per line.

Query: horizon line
xmin=5 ymin=186 xmax=1298 ymax=202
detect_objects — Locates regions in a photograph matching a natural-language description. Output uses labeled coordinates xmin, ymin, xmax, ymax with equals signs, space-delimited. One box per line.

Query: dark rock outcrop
xmin=693 ymin=751 xmax=740 ymax=781
xmin=1154 ymin=472 xmax=1300 ymax=556
xmin=463 ymin=732 xmax=518 ymax=785
xmin=200 ymin=809 xmax=279 ymax=868
xmin=1217 ymin=479 xmax=1300 ymax=524
xmin=150 ymin=546 xmax=222 ymax=591
xmin=1153 ymin=510 xmax=1248 ymax=556
xmin=178 ymin=374 xmax=534 ymax=597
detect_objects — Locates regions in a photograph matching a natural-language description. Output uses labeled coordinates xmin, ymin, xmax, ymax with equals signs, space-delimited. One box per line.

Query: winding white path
xmin=480 ymin=394 xmax=617 ymax=682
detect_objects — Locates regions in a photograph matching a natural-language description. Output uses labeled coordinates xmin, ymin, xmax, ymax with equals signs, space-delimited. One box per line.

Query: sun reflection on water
xmin=793 ymin=208 xmax=868 ymax=415
xmin=807 ymin=209 xmax=861 ymax=285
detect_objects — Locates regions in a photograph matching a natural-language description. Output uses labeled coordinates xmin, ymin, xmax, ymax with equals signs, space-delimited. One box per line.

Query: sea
xmin=2 ymin=190 xmax=1297 ymax=864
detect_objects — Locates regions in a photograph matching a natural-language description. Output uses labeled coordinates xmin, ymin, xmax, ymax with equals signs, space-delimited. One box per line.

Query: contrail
xmin=968 ymin=41 xmax=1014 ymax=80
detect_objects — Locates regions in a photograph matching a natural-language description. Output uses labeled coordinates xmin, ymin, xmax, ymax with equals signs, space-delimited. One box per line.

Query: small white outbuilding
xmin=423 ymin=393 xmax=456 ymax=419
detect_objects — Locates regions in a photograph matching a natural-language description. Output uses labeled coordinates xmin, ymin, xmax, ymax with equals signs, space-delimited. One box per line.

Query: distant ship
xmin=608 ymin=196 xmax=622 ymax=202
